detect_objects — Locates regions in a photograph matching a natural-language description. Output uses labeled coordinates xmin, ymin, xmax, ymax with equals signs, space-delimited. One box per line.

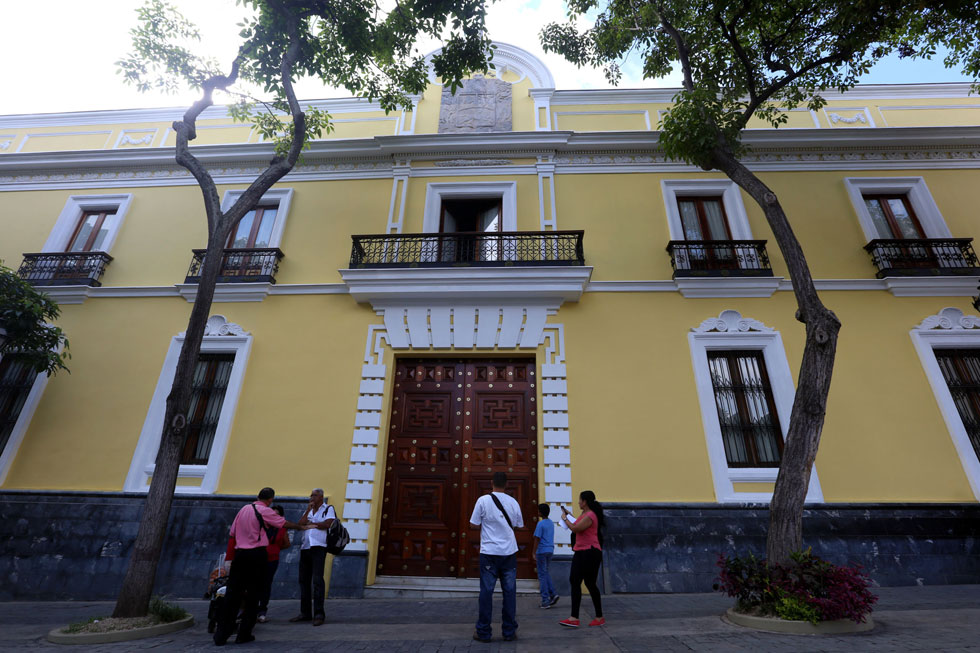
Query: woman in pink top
xmin=558 ymin=490 xmax=605 ymax=628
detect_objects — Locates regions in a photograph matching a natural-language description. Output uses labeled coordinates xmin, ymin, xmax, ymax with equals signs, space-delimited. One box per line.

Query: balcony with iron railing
xmin=665 ymin=240 xmax=774 ymax=278
xmin=17 ymin=252 xmax=113 ymax=287
xmin=864 ymin=238 xmax=980 ymax=278
xmin=349 ymin=230 xmax=585 ymax=268
xmin=184 ymin=248 xmax=284 ymax=284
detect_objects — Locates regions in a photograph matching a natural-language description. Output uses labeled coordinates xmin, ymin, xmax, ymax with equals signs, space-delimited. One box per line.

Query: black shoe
xmin=549 ymin=594 xmax=560 ymax=607
xmin=503 ymin=634 xmax=518 ymax=641
xmin=473 ymin=630 xmax=492 ymax=643
xmin=289 ymin=614 xmax=312 ymax=623
xmin=235 ymin=633 xmax=255 ymax=644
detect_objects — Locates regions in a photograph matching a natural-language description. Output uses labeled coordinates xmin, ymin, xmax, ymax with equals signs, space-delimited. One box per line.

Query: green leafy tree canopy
xmin=0 ymin=263 xmax=69 ymax=376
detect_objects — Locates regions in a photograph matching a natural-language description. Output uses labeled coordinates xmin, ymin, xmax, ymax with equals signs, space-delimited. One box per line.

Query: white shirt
xmin=301 ymin=503 xmax=337 ymax=550
xmin=469 ymin=492 xmax=523 ymax=556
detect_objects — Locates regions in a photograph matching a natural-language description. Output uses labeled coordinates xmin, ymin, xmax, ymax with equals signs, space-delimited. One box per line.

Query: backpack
xmin=324 ymin=506 xmax=350 ymax=555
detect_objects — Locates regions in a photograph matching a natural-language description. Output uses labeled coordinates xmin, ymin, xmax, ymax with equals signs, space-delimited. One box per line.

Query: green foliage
xmin=148 ymin=596 xmax=189 ymax=623
xmin=118 ymin=0 xmax=493 ymax=158
xmin=0 ymin=262 xmax=69 ymax=376
xmin=774 ymin=590 xmax=821 ymax=624
xmin=541 ymin=1 xmax=976 ymax=168
xmin=62 ymin=617 xmax=102 ymax=634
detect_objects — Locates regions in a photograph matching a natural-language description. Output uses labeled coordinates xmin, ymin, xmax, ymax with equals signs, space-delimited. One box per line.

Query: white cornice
xmin=551 ymin=82 xmax=977 ymax=106
xmin=0 ymin=97 xmax=386 ymax=130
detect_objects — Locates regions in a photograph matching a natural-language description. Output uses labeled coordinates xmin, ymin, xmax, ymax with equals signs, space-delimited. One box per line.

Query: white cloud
xmin=0 ymin=0 xmax=683 ymax=116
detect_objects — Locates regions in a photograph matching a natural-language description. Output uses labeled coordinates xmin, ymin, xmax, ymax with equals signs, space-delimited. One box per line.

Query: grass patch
xmin=59 ymin=597 xmax=188 ymax=634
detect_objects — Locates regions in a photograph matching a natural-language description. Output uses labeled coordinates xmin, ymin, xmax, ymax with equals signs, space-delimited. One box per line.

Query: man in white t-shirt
xmin=289 ymin=488 xmax=336 ymax=627
xmin=469 ymin=471 xmax=524 ymax=643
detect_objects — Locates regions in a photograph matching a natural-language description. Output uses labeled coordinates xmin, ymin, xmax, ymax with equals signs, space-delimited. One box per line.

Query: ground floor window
xmin=182 ymin=353 xmax=235 ymax=465
xmin=0 ymin=356 xmax=38 ymax=456
xmin=934 ymin=349 xmax=980 ymax=462
xmin=707 ymin=350 xmax=783 ymax=468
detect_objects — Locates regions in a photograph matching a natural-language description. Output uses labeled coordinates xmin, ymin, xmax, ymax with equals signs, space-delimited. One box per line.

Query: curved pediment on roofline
xmin=425 ymin=41 xmax=555 ymax=89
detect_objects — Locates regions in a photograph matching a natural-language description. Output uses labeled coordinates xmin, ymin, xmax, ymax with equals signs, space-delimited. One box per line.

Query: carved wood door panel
xmin=378 ymin=359 xmax=537 ymax=579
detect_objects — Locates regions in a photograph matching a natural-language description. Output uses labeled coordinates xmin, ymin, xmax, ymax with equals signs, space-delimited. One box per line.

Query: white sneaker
xmin=257 ymin=615 xmax=267 ymax=623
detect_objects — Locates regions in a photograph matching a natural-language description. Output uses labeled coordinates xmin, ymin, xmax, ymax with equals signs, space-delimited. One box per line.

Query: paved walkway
xmin=3 ymin=585 xmax=980 ymax=651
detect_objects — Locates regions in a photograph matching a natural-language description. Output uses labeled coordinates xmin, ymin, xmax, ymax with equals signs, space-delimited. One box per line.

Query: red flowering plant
xmin=715 ymin=549 xmax=878 ymax=624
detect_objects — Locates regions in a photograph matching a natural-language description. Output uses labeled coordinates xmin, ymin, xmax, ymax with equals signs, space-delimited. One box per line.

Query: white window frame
xmin=422 ymin=182 xmax=518 ymax=233
xmin=688 ymin=310 xmax=824 ymax=503
xmin=844 ymin=177 xmax=950 ymax=241
xmin=661 ymin=179 xmax=753 ymax=240
xmin=219 ymin=187 xmax=295 ymax=248
xmin=910 ymin=307 xmax=980 ymax=500
xmin=124 ymin=316 xmax=252 ymax=495
xmin=0 ymin=354 xmax=50 ymax=486
xmin=42 ymin=193 xmax=134 ymax=254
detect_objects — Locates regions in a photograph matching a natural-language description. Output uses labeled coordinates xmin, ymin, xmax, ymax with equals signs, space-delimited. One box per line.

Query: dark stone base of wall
xmin=3 ymin=493 xmax=978 ymax=599
xmin=0 ymin=490 xmax=310 ymax=601
xmin=329 ymin=551 xmax=368 ymax=599
xmin=604 ymin=503 xmax=980 ymax=593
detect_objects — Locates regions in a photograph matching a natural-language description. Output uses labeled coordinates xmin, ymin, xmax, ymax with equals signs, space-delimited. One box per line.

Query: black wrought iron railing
xmin=18 ymin=252 xmax=113 ymax=286
xmin=864 ymin=238 xmax=980 ymax=278
xmin=666 ymin=240 xmax=773 ymax=277
xmin=349 ymin=231 xmax=585 ymax=268
xmin=184 ymin=248 xmax=284 ymax=284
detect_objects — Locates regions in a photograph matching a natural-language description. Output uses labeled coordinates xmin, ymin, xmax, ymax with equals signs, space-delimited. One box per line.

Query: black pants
xmin=215 ymin=547 xmax=267 ymax=643
xmin=258 ymin=559 xmax=279 ymax=615
xmin=569 ymin=547 xmax=603 ymax=619
xmin=299 ymin=547 xmax=327 ymax=618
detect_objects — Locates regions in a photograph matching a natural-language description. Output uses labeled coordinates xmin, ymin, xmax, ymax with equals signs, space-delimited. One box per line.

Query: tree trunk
xmin=711 ymin=147 xmax=841 ymax=565
xmin=112 ymin=227 xmax=230 ymax=618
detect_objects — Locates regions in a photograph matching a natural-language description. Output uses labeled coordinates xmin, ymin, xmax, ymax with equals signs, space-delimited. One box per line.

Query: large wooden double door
xmin=377 ymin=359 xmax=538 ymax=579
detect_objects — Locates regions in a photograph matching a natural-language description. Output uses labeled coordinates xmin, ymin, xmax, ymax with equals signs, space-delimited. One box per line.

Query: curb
xmin=724 ymin=608 xmax=874 ymax=635
xmin=46 ymin=615 xmax=194 ymax=645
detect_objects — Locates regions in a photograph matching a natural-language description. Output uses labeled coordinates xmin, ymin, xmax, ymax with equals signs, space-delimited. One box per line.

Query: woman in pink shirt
xmin=558 ymin=490 xmax=605 ymax=628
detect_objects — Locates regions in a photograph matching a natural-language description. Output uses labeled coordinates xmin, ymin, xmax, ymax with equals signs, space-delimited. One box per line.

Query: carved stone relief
xmin=438 ymin=75 xmax=512 ymax=134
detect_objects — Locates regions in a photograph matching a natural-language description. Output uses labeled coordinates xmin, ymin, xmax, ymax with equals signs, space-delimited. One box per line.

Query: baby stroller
xmin=205 ymin=554 xmax=230 ymax=634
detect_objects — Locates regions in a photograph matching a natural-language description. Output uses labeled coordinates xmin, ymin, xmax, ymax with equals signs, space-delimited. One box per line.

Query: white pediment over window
xmin=915 ymin=307 xmax=980 ymax=331
xmin=692 ymin=310 xmax=774 ymax=334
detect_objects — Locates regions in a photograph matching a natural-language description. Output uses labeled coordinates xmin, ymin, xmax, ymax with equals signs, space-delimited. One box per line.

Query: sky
xmin=0 ymin=0 xmax=972 ymax=116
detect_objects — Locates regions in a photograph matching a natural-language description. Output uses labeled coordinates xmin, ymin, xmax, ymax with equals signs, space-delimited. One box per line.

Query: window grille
xmin=0 ymin=356 xmax=38 ymax=456
xmin=935 ymin=349 xmax=980 ymax=463
xmin=707 ymin=350 xmax=783 ymax=467
xmin=182 ymin=353 xmax=235 ymax=465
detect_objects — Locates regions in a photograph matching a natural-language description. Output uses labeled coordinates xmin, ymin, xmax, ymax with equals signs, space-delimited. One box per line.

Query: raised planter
xmin=725 ymin=608 xmax=873 ymax=635
xmin=46 ymin=615 xmax=194 ymax=645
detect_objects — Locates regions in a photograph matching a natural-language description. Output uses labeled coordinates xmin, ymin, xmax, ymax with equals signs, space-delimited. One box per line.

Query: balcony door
xmin=678 ymin=196 xmax=739 ymax=271
xmin=439 ymin=198 xmax=503 ymax=263
xmin=864 ymin=194 xmax=940 ymax=269
xmin=224 ymin=205 xmax=278 ymax=278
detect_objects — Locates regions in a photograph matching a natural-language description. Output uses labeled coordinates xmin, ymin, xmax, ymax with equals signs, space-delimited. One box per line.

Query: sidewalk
xmin=2 ymin=584 xmax=979 ymax=651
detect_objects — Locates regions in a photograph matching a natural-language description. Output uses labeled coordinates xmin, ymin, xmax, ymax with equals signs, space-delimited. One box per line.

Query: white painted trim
xmin=124 ymin=316 xmax=252 ymax=494
xmin=910 ymin=307 xmax=980 ymax=500
xmin=675 ymin=277 xmax=783 ymax=298
xmin=661 ymin=179 xmax=753 ymax=239
xmin=882 ymin=276 xmax=980 ymax=297
xmin=553 ymin=110 xmax=651 ymax=131
xmin=843 ymin=177 xmax=950 ymax=240
xmin=823 ymin=107 xmax=875 ymax=127
xmin=176 ymin=282 xmax=274 ymax=303
xmin=422 ymin=181 xmax=518 ymax=233
xmin=688 ymin=310 xmax=824 ymax=504
xmin=535 ymin=156 xmax=557 ymax=229
xmin=529 ymin=88 xmax=555 ymax=131
xmin=341 ymin=266 xmax=592 ymax=304
xmin=41 ymin=193 xmax=134 ymax=255
xmin=16 ymin=130 xmax=112 ymax=153
xmin=219 ymin=187 xmax=294 ymax=248
xmin=0 ymin=360 xmax=51 ymax=486
xmin=113 ymin=129 xmax=159 ymax=149
xmin=424 ymin=41 xmax=555 ymax=88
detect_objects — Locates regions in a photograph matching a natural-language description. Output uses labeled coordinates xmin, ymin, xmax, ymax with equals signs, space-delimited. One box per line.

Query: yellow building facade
xmin=2 ymin=44 xmax=979 ymax=598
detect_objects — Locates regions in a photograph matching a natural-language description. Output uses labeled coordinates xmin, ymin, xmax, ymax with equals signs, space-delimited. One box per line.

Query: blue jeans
xmin=536 ymin=552 xmax=556 ymax=604
xmin=475 ymin=553 xmax=518 ymax=639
